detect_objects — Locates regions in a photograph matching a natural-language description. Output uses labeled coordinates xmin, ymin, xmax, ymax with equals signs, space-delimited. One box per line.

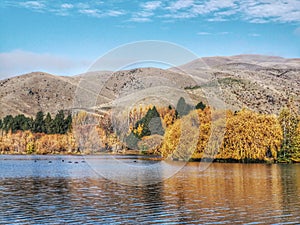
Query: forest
xmin=0 ymin=98 xmax=299 ymax=163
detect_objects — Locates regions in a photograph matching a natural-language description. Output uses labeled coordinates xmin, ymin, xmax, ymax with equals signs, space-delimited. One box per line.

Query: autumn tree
xmin=161 ymin=110 xmax=200 ymax=160
xmin=218 ymin=109 xmax=282 ymax=161
xmin=291 ymin=122 xmax=300 ymax=162
xmin=278 ymin=101 xmax=299 ymax=161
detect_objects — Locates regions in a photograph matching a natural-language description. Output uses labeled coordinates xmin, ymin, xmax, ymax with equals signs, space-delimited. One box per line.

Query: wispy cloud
xmin=249 ymin=33 xmax=261 ymax=37
xmin=218 ymin=31 xmax=230 ymax=35
xmin=0 ymin=50 xmax=90 ymax=77
xmin=128 ymin=1 xmax=161 ymax=22
xmin=141 ymin=1 xmax=161 ymax=11
xmin=78 ymin=7 xmax=125 ymax=18
xmin=19 ymin=1 xmax=45 ymax=10
xmin=197 ymin=31 xmax=231 ymax=35
xmin=167 ymin=0 xmax=194 ymax=11
xmin=164 ymin=0 xmax=300 ymax=23
xmin=240 ymin=0 xmax=300 ymax=23
xmin=106 ymin=10 xmax=125 ymax=17
xmin=197 ymin=32 xmax=211 ymax=35
xmin=129 ymin=17 xmax=152 ymax=22
xmin=79 ymin=9 xmax=101 ymax=18
xmin=61 ymin=3 xmax=73 ymax=9
xmin=207 ymin=17 xmax=228 ymax=22
xmin=5 ymin=0 xmax=300 ymax=23
xmin=7 ymin=1 xmax=125 ymax=18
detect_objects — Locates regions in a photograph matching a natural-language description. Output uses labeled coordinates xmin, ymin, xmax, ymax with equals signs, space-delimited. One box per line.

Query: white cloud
xmin=19 ymin=1 xmax=45 ymax=10
xmin=106 ymin=10 xmax=125 ymax=17
xmin=197 ymin=31 xmax=231 ymax=35
xmin=249 ymin=33 xmax=261 ymax=37
xmin=61 ymin=3 xmax=73 ymax=9
xmin=168 ymin=0 xmax=194 ymax=11
xmin=136 ymin=11 xmax=154 ymax=17
xmin=215 ymin=9 xmax=237 ymax=16
xmin=218 ymin=31 xmax=230 ymax=35
xmin=141 ymin=1 xmax=162 ymax=11
xmin=197 ymin=32 xmax=211 ymax=35
xmin=129 ymin=17 xmax=152 ymax=22
xmin=163 ymin=0 xmax=300 ymax=23
xmin=240 ymin=0 xmax=300 ymax=22
xmin=79 ymin=9 xmax=101 ymax=18
xmin=161 ymin=12 xmax=196 ymax=19
xmin=0 ymin=50 xmax=89 ymax=78
xmin=8 ymin=0 xmax=300 ymax=23
xmin=129 ymin=8 xmax=155 ymax=22
xmin=204 ymin=0 xmax=237 ymax=12
xmin=207 ymin=17 xmax=228 ymax=22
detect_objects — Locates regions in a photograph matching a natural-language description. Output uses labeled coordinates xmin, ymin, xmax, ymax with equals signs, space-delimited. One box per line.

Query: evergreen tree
xmin=22 ymin=117 xmax=32 ymax=131
xmin=0 ymin=111 xmax=72 ymax=134
xmin=135 ymin=106 xmax=164 ymax=138
xmin=44 ymin=113 xmax=53 ymax=134
xmin=53 ymin=110 xmax=66 ymax=134
xmin=11 ymin=114 xmax=30 ymax=132
xmin=176 ymin=97 xmax=193 ymax=117
xmin=64 ymin=114 xmax=72 ymax=133
xmin=32 ymin=111 xmax=45 ymax=133
xmin=2 ymin=115 xmax=14 ymax=132
xmin=195 ymin=101 xmax=206 ymax=110
xmin=125 ymin=132 xmax=139 ymax=149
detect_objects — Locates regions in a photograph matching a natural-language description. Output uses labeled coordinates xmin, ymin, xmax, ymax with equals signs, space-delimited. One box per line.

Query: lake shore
xmin=1 ymin=152 xmax=299 ymax=163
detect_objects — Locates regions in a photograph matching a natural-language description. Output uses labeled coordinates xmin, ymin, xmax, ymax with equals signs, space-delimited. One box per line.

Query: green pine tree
xmin=2 ymin=115 xmax=13 ymax=132
xmin=53 ymin=110 xmax=66 ymax=134
xmin=135 ymin=106 xmax=164 ymax=138
xmin=64 ymin=114 xmax=72 ymax=133
xmin=195 ymin=101 xmax=206 ymax=110
xmin=44 ymin=112 xmax=53 ymax=134
xmin=32 ymin=111 xmax=45 ymax=133
xmin=176 ymin=97 xmax=193 ymax=117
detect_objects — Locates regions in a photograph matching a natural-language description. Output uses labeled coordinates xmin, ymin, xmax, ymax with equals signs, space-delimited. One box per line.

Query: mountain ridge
xmin=1 ymin=54 xmax=299 ymax=118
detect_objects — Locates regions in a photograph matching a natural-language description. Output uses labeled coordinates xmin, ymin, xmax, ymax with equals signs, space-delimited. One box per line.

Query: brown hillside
xmin=0 ymin=55 xmax=299 ymax=118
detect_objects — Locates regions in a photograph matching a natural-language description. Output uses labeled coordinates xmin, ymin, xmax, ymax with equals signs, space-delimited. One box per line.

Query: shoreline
xmin=1 ymin=153 xmax=299 ymax=164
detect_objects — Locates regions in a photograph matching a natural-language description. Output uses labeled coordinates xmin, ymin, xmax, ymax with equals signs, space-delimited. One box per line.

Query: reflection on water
xmin=0 ymin=155 xmax=299 ymax=224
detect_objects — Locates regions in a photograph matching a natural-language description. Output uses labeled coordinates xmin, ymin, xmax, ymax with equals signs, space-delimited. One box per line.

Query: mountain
xmin=0 ymin=72 xmax=79 ymax=117
xmin=177 ymin=55 xmax=300 ymax=113
xmin=0 ymin=55 xmax=299 ymax=118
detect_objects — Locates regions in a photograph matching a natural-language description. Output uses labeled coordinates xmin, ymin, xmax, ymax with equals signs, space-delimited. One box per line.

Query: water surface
xmin=0 ymin=155 xmax=299 ymax=224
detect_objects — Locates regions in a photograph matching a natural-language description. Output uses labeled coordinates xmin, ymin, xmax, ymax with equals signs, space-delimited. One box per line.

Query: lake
xmin=0 ymin=155 xmax=299 ymax=224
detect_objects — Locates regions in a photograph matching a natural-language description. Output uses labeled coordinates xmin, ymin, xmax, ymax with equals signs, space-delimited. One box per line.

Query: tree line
xmin=125 ymin=98 xmax=206 ymax=149
xmin=0 ymin=110 xmax=72 ymax=134
xmin=161 ymin=99 xmax=300 ymax=163
xmin=0 ymin=96 xmax=299 ymax=164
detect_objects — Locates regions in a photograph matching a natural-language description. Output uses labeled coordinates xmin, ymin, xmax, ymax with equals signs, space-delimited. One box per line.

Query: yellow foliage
xmin=291 ymin=121 xmax=300 ymax=162
xmin=160 ymin=108 xmax=283 ymax=161
xmin=136 ymin=124 xmax=143 ymax=136
xmin=161 ymin=110 xmax=201 ymax=160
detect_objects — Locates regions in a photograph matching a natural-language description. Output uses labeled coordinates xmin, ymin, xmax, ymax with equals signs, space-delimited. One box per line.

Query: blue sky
xmin=0 ymin=0 xmax=300 ymax=77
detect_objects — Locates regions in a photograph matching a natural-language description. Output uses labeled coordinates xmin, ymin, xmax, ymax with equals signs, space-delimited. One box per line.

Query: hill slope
xmin=0 ymin=72 xmax=78 ymax=117
xmin=0 ymin=55 xmax=299 ymax=118
xmin=178 ymin=55 xmax=300 ymax=113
